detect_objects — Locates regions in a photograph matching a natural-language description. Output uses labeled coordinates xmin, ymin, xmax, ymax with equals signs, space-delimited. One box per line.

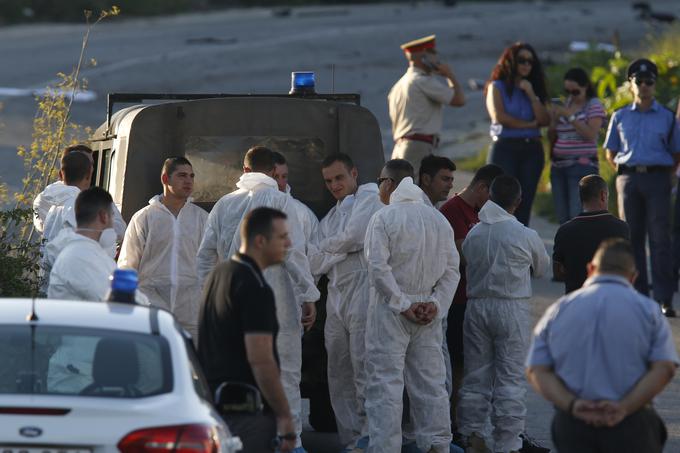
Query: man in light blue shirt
xmin=604 ymin=58 xmax=680 ymax=317
xmin=527 ymin=238 xmax=678 ymax=453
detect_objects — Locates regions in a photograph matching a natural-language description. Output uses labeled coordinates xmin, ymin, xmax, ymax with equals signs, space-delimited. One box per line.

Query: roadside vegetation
xmin=0 ymin=7 xmax=119 ymax=297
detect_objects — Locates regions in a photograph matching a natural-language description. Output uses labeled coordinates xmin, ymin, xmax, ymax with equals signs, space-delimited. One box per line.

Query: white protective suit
xmin=46 ymin=228 xmax=117 ymax=301
xmin=457 ymin=200 xmax=550 ymax=453
xmin=364 ymin=177 xmax=460 ymax=453
xmin=196 ymin=172 xmax=320 ymax=449
xmin=33 ymin=181 xmax=73 ymax=234
xmin=286 ymin=184 xmax=319 ymax=248
xmin=309 ymin=183 xmax=383 ymax=448
xmin=118 ymin=196 xmax=208 ymax=340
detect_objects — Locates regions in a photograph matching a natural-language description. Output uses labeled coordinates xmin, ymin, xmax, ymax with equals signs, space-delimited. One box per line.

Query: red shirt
xmin=439 ymin=195 xmax=479 ymax=305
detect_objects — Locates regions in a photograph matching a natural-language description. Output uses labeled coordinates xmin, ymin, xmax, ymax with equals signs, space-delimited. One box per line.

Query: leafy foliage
xmin=0 ymin=6 xmax=119 ymax=297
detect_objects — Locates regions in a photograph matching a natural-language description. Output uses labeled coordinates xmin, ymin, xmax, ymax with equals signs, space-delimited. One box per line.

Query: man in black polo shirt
xmin=553 ymin=175 xmax=630 ymax=293
xmin=198 ymin=207 xmax=296 ymax=453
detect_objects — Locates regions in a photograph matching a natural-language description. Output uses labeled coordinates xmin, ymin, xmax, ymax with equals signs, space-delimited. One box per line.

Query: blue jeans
xmin=616 ymin=172 xmax=674 ymax=302
xmin=551 ymin=164 xmax=599 ymax=224
xmin=488 ymin=138 xmax=544 ymax=226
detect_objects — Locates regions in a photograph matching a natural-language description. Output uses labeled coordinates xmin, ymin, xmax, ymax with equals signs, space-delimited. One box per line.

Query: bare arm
xmin=245 ymin=333 xmax=296 ymax=451
xmin=486 ymin=84 xmax=538 ymax=129
xmin=526 ymin=365 xmax=574 ymax=412
xmin=605 ymin=149 xmax=617 ymax=169
xmin=455 ymin=238 xmax=465 ymax=267
xmin=570 ymin=116 xmax=603 ymax=142
xmin=618 ymin=361 xmax=676 ymax=415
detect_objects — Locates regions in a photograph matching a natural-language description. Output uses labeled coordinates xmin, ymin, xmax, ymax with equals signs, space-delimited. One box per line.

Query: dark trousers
xmin=223 ymin=413 xmax=277 ymax=452
xmin=488 ymin=138 xmax=544 ymax=226
xmin=672 ymin=177 xmax=680 ymax=283
xmin=552 ymin=407 xmax=667 ymax=453
xmin=446 ymin=302 xmax=467 ymax=431
xmin=616 ymin=172 xmax=674 ymax=302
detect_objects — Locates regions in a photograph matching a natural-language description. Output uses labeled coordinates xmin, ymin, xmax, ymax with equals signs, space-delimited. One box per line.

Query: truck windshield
xmin=0 ymin=325 xmax=172 ymax=398
xmin=185 ymin=135 xmax=325 ymax=202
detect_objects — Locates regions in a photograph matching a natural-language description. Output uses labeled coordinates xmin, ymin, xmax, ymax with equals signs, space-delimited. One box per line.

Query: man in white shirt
xmin=457 ymin=175 xmax=550 ymax=453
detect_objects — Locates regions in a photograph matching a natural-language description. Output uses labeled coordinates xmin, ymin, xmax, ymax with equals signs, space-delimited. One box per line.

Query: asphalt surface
xmin=2 ymin=0 xmax=680 ymax=196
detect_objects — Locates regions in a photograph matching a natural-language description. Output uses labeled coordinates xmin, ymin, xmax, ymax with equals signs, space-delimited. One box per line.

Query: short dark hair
xmin=61 ymin=150 xmax=92 ymax=185
xmin=383 ymin=159 xmax=414 ymax=183
xmin=579 ymin=175 xmax=608 ymax=203
xmin=241 ymin=207 xmax=288 ymax=245
xmin=162 ymin=156 xmax=193 ymax=178
xmin=75 ymin=187 xmax=113 ymax=227
xmin=592 ymin=238 xmax=636 ymax=275
xmin=418 ymin=155 xmax=456 ymax=182
xmin=61 ymin=144 xmax=93 ymax=160
xmin=244 ymin=146 xmax=275 ymax=173
xmin=470 ymin=164 xmax=504 ymax=187
xmin=321 ymin=153 xmax=355 ymax=171
xmin=489 ymin=175 xmax=522 ymax=210
xmin=271 ymin=151 xmax=287 ymax=166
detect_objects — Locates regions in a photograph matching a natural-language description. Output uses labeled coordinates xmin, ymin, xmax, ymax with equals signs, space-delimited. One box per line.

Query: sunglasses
xmin=634 ymin=78 xmax=656 ymax=86
xmin=377 ymin=177 xmax=394 ymax=185
xmin=517 ymin=57 xmax=534 ymax=66
xmin=564 ymin=88 xmax=582 ymax=96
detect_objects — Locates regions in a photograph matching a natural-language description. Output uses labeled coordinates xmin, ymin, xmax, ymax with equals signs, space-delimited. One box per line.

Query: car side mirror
xmin=214 ymin=382 xmax=264 ymax=415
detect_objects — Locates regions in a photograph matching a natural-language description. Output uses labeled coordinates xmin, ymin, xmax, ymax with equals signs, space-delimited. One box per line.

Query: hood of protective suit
xmin=236 ymin=172 xmax=278 ymax=191
xmin=44 ymin=228 xmax=92 ymax=267
xmin=389 ymin=177 xmax=425 ymax=204
xmin=478 ymin=200 xmax=516 ymax=224
xmin=40 ymin=182 xmax=79 ymax=209
xmin=33 ymin=182 xmax=80 ymax=232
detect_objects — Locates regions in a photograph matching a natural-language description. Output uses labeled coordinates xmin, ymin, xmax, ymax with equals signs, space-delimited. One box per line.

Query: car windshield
xmin=0 ymin=325 xmax=172 ymax=398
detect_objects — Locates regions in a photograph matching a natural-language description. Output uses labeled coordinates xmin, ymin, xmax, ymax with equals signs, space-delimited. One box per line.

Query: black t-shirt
xmin=553 ymin=211 xmax=630 ymax=293
xmin=197 ymin=253 xmax=278 ymax=395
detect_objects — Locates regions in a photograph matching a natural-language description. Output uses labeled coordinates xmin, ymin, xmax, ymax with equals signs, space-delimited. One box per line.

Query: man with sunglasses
xmin=604 ymin=58 xmax=680 ymax=317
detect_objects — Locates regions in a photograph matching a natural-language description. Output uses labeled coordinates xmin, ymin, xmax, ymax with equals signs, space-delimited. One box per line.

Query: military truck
xmin=89 ymin=79 xmax=385 ymax=431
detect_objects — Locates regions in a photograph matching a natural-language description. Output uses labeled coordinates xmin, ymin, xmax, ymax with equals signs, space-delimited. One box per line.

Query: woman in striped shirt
xmin=549 ymin=67 xmax=607 ymax=224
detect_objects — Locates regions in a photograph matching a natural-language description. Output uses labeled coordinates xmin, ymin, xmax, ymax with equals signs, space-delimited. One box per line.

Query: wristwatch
xmin=567 ymin=113 xmax=578 ymax=123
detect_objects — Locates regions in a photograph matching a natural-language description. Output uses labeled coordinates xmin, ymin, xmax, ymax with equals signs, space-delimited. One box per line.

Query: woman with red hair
xmin=484 ymin=43 xmax=550 ymax=226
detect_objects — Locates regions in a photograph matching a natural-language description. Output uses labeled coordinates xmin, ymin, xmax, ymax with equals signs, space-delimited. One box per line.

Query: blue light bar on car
xmin=290 ymin=71 xmax=316 ymax=95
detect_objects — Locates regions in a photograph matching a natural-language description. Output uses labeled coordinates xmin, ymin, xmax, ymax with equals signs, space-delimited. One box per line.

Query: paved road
xmin=2 ymin=0 xmax=679 ymax=197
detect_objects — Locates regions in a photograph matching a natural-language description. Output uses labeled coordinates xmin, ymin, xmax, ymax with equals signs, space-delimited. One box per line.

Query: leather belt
xmin=399 ymin=133 xmax=439 ymax=146
xmin=617 ymin=165 xmax=671 ymax=175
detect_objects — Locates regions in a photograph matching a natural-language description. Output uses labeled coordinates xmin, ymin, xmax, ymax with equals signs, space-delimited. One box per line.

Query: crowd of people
xmin=31 ymin=34 xmax=680 ymax=453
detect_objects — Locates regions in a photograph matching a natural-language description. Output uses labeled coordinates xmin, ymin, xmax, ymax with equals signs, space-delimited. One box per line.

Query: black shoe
xmin=519 ymin=433 xmax=550 ymax=453
xmin=662 ymin=303 xmax=676 ymax=318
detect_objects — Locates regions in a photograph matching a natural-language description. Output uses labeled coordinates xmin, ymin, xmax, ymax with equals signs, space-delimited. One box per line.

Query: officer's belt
xmin=617 ymin=164 xmax=672 ymax=175
xmin=399 ymin=133 xmax=439 ymax=146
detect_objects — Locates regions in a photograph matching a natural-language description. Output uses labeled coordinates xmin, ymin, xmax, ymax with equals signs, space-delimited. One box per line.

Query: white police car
xmin=0 ymin=298 xmax=242 ymax=453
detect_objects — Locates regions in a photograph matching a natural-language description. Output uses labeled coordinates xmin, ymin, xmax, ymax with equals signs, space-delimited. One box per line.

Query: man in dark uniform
xmin=604 ymin=58 xmax=680 ymax=317
xmin=198 ymin=207 xmax=296 ymax=453
xmin=553 ymin=175 xmax=630 ymax=294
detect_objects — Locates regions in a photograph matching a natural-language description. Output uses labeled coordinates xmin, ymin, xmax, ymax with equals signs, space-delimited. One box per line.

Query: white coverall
xmin=196 ymin=172 xmax=320 ymax=449
xmin=46 ymin=228 xmax=117 ymax=301
xmin=457 ymin=200 xmax=550 ymax=453
xmin=118 ymin=196 xmax=208 ymax=340
xmin=33 ymin=181 xmax=74 ymax=234
xmin=364 ymin=177 xmax=460 ymax=453
xmin=309 ymin=183 xmax=384 ymax=448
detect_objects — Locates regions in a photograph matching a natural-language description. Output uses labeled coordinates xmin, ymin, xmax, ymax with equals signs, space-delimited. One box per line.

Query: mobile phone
xmin=421 ymin=53 xmax=440 ymax=71
xmin=550 ymin=97 xmax=564 ymax=106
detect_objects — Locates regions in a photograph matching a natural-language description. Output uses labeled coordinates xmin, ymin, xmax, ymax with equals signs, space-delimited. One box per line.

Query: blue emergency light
xmin=290 ymin=71 xmax=316 ymax=95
